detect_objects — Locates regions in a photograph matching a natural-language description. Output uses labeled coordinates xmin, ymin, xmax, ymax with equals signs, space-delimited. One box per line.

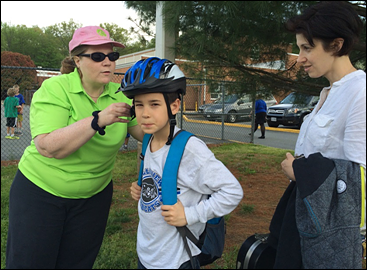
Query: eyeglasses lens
xmin=91 ymin=52 xmax=119 ymax=62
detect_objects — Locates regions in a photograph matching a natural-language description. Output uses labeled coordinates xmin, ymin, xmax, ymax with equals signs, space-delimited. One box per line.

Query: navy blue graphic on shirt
xmin=140 ymin=168 xmax=162 ymax=213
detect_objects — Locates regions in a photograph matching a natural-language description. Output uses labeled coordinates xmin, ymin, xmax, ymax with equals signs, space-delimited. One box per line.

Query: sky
xmin=1 ymin=1 xmax=147 ymax=40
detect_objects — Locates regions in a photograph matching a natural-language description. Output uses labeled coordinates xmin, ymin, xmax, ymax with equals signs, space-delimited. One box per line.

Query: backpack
xmin=138 ymin=130 xmax=226 ymax=267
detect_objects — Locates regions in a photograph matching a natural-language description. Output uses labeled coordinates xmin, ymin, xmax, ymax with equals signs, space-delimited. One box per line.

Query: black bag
xmin=196 ymin=216 xmax=226 ymax=266
xmin=236 ymin=233 xmax=276 ymax=269
xmin=179 ymin=210 xmax=226 ymax=268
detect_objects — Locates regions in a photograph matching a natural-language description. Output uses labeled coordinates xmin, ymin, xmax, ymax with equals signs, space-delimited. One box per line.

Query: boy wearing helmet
xmin=118 ymin=57 xmax=243 ymax=269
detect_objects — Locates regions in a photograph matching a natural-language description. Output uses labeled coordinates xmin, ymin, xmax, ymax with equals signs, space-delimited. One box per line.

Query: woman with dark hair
xmin=276 ymin=1 xmax=365 ymax=268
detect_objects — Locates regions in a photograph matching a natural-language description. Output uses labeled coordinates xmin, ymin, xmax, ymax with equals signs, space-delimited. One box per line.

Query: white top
xmin=137 ymin=127 xmax=243 ymax=269
xmin=295 ymin=70 xmax=366 ymax=232
xmin=295 ymin=70 xmax=366 ymax=168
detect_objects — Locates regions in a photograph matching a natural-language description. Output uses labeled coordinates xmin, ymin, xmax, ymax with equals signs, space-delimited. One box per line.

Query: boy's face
xmin=134 ymin=92 xmax=180 ymax=136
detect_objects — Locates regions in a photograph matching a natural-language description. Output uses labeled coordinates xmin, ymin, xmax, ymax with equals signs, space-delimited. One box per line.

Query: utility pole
xmin=138 ymin=2 xmax=177 ymax=164
xmin=155 ymin=2 xmax=175 ymax=62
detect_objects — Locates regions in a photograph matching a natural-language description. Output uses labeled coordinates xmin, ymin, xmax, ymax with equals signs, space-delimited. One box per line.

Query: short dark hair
xmin=285 ymin=1 xmax=363 ymax=56
xmin=166 ymin=92 xmax=182 ymax=104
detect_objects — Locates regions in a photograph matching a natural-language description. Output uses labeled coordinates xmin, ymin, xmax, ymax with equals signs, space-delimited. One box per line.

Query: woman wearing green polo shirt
xmin=6 ymin=26 xmax=144 ymax=269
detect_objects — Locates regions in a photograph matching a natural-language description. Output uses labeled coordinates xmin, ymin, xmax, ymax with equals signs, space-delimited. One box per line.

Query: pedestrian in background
xmin=123 ymin=132 xmax=130 ymax=150
xmin=249 ymin=95 xmax=267 ymax=139
xmin=13 ymin=84 xmax=26 ymax=135
xmin=6 ymin=26 xmax=144 ymax=269
xmin=4 ymin=87 xmax=21 ymax=139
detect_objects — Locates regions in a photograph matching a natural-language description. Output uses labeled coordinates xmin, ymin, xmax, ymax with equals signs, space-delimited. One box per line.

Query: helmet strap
xmin=130 ymin=99 xmax=136 ymax=121
xmin=163 ymin=93 xmax=176 ymax=145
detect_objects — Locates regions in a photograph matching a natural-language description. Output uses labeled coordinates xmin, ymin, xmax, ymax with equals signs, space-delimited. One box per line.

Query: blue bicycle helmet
xmin=116 ymin=57 xmax=187 ymax=145
xmin=116 ymin=57 xmax=186 ymax=99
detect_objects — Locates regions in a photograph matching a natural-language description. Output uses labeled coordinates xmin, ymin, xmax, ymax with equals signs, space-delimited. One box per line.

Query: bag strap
xmin=177 ymin=226 xmax=197 ymax=268
xmin=162 ymin=130 xmax=193 ymax=205
xmin=165 ymin=130 xmax=198 ymax=268
xmin=138 ymin=133 xmax=152 ymax=187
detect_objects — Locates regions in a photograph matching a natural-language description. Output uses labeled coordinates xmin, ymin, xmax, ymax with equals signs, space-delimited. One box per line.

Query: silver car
xmin=202 ymin=94 xmax=277 ymax=123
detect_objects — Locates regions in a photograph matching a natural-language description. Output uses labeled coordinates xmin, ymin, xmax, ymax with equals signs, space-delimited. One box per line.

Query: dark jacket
xmin=268 ymin=152 xmax=361 ymax=269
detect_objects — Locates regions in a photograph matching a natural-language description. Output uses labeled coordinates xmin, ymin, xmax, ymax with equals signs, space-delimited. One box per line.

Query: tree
xmin=98 ymin=22 xmax=155 ymax=55
xmin=125 ymin=1 xmax=366 ymax=97
xmin=124 ymin=1 xmax=157 ymax=45
xmin=1 ymin=19 xmax=154 ymax=68
xmin=44 ymin=19 xmax=82 ymax=61
xmin=1 ymin=51 xmax=37 ymax=99
xmin=1 ymin=22 xmax=64 ymax=68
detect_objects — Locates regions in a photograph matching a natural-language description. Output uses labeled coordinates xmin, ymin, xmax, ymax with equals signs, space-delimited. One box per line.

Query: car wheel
xmin=227 ymin=111 xmax=237 ymax=123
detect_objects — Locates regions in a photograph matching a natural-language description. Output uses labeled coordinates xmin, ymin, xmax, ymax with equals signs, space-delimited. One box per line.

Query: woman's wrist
xmin=91 ymin=111 xmax=106 ymax=135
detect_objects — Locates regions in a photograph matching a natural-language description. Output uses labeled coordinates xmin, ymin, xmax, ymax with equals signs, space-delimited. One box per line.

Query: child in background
xmin=123 ymin=132 xmax=130 ymax=150
xmin=4 ymin=87 xmax=21 ymax=139
xmin=13 ymin=84 xmax=26 ymax=135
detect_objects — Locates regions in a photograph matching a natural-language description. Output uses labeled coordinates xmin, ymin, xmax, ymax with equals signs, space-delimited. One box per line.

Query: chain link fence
xmin=2 ymin=66 xmax=256 ymax=161
xmin=181 ymin=77 xmax=257 ymax=144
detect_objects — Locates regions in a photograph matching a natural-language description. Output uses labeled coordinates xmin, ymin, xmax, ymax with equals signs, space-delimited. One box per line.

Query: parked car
xmin=202 ymin=94 xmax=277 ymax=123
xmin=267 ymin=92 xmax=320 ymax=128
xmin=198 ymin=97 xmax=222 ymax=113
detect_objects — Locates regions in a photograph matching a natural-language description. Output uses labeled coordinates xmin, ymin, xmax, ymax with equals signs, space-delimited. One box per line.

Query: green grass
xmin=240 ymin=203 xmax=255 ymax=214
xmin=1 ymin=143 xmax=291 ymax=269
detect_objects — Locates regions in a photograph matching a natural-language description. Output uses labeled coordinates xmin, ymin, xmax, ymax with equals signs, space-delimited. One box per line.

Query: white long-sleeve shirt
xmin=295 ymin=70 xmax=366 ymax=167
xmin=137 ymin=127 xmax=243 ymax=269
xmin=295 ymin=69 xmax=366 ymax=232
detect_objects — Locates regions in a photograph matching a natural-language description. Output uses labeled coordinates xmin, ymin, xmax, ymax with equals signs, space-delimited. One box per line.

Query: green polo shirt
xmin=19 ymin=69 xmax=137 ymax=199
xmin=4 ymin=96 xmax=19 ymax=118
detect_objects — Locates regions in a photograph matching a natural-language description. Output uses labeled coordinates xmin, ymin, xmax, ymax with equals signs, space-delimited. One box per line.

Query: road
xmin=179 ymin=114 xmax=299 ymax=151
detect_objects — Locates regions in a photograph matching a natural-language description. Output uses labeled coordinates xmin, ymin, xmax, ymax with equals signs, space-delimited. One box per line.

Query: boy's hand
xmin=130 ymin=181 xmax=141 ymax=201
xmin=161 ymin=200 xmax=187 ymax=227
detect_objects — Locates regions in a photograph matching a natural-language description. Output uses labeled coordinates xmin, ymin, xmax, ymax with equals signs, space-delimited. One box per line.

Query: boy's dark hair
xmin=166 ymin=92 xmax=182 ymax=105
xmin=285 ymin=1 xmax=363 ymax=56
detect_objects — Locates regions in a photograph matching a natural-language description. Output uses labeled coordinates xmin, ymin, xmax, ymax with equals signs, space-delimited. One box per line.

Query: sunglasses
xmin=78 ymin=52 xmax=120 ymax=62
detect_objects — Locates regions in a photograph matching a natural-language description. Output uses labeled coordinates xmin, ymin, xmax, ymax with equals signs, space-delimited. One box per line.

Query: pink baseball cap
xmin=69 ymin=26 xmax=125 ymax=52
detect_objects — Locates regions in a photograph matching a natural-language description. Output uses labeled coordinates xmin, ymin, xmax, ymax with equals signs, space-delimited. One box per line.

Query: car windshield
xmin=280 ymin=92 xmax=312 ymax=105
xmin=223 ymin=94 xmax=239 ymax=103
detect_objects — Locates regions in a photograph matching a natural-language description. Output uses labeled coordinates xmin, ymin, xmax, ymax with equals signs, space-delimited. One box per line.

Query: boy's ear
xmin=171 ymin=98 xmax=181 ymax=115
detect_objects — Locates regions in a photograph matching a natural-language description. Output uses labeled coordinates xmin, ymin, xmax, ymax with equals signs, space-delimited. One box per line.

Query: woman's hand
xmin=97 ymin=102 xmax=132 ymax=127
xmin=34 ymin=102 xmax=135 ymax=159
xmin=130 ymin=181 xmax=141 ymax=201
xmin=281 ymin=152 xmax=296 ymax=181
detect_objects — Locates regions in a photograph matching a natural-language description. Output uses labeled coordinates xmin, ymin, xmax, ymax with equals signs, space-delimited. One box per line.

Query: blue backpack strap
xmin=161 ymin=130 xmax=194 ymax=205
xmin=138 ymin=133 xmax=153 ymax=187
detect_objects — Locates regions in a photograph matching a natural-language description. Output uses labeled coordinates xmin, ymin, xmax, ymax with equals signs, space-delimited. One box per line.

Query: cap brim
xmin=80 ymin=40 xmax=125 ymax=49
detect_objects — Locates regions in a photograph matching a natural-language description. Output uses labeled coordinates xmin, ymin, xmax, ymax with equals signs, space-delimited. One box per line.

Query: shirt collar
xmin=68 ymin=68 xmax=118 ymax=100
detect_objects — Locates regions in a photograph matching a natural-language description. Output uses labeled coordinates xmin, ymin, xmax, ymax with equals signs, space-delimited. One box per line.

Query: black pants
xmin=6 ymin=170 xmax=113 ymax=269
xmin=254 ymin=112 xmax=266 ymax=136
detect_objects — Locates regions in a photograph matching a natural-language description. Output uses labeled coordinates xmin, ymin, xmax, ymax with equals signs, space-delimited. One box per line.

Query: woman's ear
xmin=170 ymin=98 xmax=181 ymax=115
xmin=331 ymin=38 xmax=344 ymax=53
xmin=73 ymin=56 xmax=80 ymax=68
